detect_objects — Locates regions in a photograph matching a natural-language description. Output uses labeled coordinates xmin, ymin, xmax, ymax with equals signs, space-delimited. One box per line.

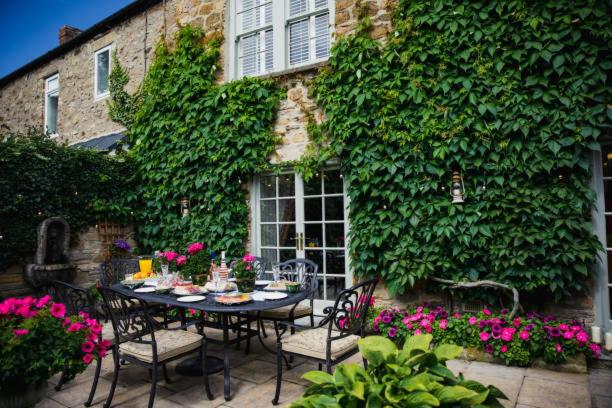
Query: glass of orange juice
xmin=139 ymin=257 xmax=153 ymax=275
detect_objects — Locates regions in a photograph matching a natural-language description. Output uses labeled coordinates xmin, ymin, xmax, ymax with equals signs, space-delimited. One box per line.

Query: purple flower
xmin=491 ymin=324 xmax=502 ymax=334
xmin=382 ymin=315 xmax=392 ymax=324
xmin=525 ymin=323 xmax=534 ymax=331
xmin=388 ymin=326 xmax=397 ymax=338
xmin=115 ymin=239 xmax=131 ymax=251
xmin=549 ymin=327 xmax=561 ymax=337
xmin=492 ymin=332 xmax=501 ymax=339
xmin=485 ymin=344 xmax=494 ymax=353
xmin=500 ymin=308 xmax=508 ymax=315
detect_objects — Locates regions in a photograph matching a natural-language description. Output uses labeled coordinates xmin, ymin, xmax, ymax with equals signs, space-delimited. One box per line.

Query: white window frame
xmin=44 ymin=74 xmax=59 ymax=138
xmin=228 ymin=0 xmax=335 ymax=79
xmin=94 ymin=45 xmax=112 ymax=100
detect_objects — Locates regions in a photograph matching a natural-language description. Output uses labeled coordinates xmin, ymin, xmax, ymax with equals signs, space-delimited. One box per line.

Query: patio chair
xmin=46 ymin=280 xmax=111 ymax=407
xmin=98 ymin=286 xmax=212 ymax=408
xmin=257 ymin=259 xmax=318 ymax=334
xmin=98 ymin=258 xmax=139 ymax=286
xmin=272 ymin=278 xmax=377 ymax=405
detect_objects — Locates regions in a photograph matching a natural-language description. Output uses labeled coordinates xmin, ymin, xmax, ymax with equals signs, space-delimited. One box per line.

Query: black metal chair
xmin=272 ymin=278 xmax=378 ymax=405
xmin=98 ymin=286 xmax=212 ymax=408
xmin=99 ymin=258 xmax=139 ymax=286
xmin=258 ymin=259 xmax=318 ymax=332
xmin=46 ymin=281 xmax=106 ymax=406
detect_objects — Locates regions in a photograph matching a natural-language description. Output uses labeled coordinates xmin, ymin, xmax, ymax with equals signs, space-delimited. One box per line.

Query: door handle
xmin=300 ymin=232 xmax=305 ymax=251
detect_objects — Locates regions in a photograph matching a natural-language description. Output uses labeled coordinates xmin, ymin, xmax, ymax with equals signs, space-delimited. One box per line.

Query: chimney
xmin=59 ymin=25 xmax=82 ymax=45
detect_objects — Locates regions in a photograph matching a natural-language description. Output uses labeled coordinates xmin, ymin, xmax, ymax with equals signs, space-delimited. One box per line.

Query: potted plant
xmin=180 ymin=242 xmax=209 ymax=284
xmin=0 ymin=296 xmax=111 ymax=408
xmin=233 ymin=253 xmax=257 ymax=293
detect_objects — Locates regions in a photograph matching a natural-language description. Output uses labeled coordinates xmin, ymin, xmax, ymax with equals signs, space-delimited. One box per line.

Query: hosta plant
xmin=291 ymin=335 xmax=507 ymax=408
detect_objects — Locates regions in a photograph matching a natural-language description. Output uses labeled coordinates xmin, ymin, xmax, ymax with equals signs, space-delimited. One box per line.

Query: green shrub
xmin=0 ymin=129 xmax=135 ymax=269
xmin=291 ymin=335 xmax=507 ymax=407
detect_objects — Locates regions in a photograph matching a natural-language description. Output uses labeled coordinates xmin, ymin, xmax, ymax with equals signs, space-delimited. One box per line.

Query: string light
xmin=383 ymin=205 xmax=387 ymax=210
xmin=37 ymin=210 xmax=42 ymax=216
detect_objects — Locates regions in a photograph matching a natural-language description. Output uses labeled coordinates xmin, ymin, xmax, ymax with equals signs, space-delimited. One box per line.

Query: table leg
xmin=223 ymin=313 xmax=231 ymax=401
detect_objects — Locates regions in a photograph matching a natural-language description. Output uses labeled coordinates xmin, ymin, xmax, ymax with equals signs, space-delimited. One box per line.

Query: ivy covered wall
xmin=126 ymin=27 xmax=282 ymax=255
xmin=309 ymin=0 xmax=610 ymax=298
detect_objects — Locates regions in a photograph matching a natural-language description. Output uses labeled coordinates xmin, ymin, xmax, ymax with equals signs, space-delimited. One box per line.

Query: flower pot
xmin=0 ymin=379 xmax=47 ymax=408
xmin=236 ymin=278 xmax=256 ymax=293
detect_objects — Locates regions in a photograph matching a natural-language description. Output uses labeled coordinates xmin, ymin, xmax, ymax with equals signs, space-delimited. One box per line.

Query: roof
xmin=0 ymin=0 xmax=162 ymax=87
xmin=71 ymin=132 xmax=126 ymax=151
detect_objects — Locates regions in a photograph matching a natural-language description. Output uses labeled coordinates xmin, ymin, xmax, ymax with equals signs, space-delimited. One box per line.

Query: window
xmin=94 ymin=45 xmax=112 ymax=99
xmin=44 ymin=74 xmax=59 ymax=136
xmin=230 ymin=0 xmax=333 ymax=78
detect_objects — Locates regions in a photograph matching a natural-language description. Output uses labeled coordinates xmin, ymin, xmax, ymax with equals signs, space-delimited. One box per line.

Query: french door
xmin=252 ymin=169 xmax=351 ymax=311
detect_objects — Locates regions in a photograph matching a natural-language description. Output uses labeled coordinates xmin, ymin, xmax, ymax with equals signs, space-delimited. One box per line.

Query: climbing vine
xmin=107 ymin=52 xmax=142 ymax=129
xmin=309 ymin=0 xmax=610 ymax=298
xmin=125 ymin=27 xmax=282 ymax=254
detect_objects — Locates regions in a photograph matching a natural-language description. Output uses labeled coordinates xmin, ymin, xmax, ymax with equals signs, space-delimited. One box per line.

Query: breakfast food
xmin=133 ymin=270 xmax=156 ymax=280
xmin=173 ymin=284 xmax=204 ymax=295
xmin=215 ymin=293 xmax=251 ymax=304
xmin=264 ymin=280 xmax=291 ymax=291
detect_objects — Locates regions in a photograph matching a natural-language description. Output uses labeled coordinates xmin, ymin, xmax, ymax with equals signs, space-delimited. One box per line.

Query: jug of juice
xmin=139 ymin=257 xmax=153 ymax=275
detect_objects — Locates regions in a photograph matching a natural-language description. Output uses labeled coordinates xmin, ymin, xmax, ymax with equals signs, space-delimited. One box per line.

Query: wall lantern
xmin=181 ymin=196 xmax=191 ymax=217
xmin=451 ymin=171 xmax=465 ymax=204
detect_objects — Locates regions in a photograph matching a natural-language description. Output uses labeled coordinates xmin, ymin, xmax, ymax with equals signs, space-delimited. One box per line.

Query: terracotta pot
xmin=0 ymin=380 xmax=47 ymax=408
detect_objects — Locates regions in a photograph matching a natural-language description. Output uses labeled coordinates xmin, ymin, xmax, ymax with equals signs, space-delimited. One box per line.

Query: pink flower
xmin=519 ymin=330 xmax=530 ymax=341
xmin=469 ymin=316 xmax=477 ymax=325
xmin=78 ymin=311 xmax=90 ymax=319
xmin=479 ymin=332 xmax=490 ymax=342
xmin=164 ymin=251 xmax=178 ymax=262
xmin=500 ymin=345 xmax=508 ymax=353
xmin=414 ymin=329 xmax=422 ymax=335
xmin=69 ymin=322 xmax=84 ymax=332
xmin=99 ymin=349 xmax=108 ymax=358
xmin=36 ymin=295 xmax=51 ymax=308
xmin=63 ymin=317 xmax=72 ymax=326
xmin=559 ymin=324 xmax=568 ymax=331
xmin=99 ymin=340 xmax=112 ymax=349
xmin=453 ymin=313 xmax=462 ymax=318
xmin=590 ymin=343 xmax=602 ymax=357
xmin=556 ymin=343 xmax=562 ymax=353
xmin=13 ymin=329 xmax=29 ymax=337
xmin=82 ymin=341 xmax=95 ymax=353
xmin=513 ymin=317 xmax=521 ymax=327
xmin=439 ymin=319 xmax=447 ymax=330
xmin=50 ymin=303 xmax=66 ymax=318
xmin=483 ymin=308 xmax=492 ymax=316
xmin=501 ymin=328 xmax=515 ymax=342
xmin=242 ymin=253 xmax=256 ymax=263
xmin=388 ymin=326 xmax=397 ymax=337
xmin=90 ymin=322 xmax=102 ymax=334
xmin=570 ymin=325 xmax=581 ymax=332
xmin=406 ymin=323 xmax=413 ymax=330
xmin=187 ymin=242 xmax=204 ymax=255
xmin=563 ymin=331 xmax=574 ymax=340
xmin=176 ymin=255 xmax=187 ymax=266
xmin=82 ymin=354 xmax=94 ymax=364
xmin=576 ymin=331 xmax=589 ymax=343
xmin=425 ymin=326 xmax=432 ymax=333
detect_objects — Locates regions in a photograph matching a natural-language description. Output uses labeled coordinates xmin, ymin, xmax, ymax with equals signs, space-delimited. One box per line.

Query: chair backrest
xmin=229 ymin=256 xmax=269 ymax=280
xmin=278 ymin=259 xmax=319 ymax=294
xmin=47 ymin=280 xmax=97 ymax=318
xmin=99 ymin=258 xmax=139 ymax=286
xmin=98 ymin=286 xmax=156 ymax=345
xmin=323 ymin=278 xmax=378 ymax=338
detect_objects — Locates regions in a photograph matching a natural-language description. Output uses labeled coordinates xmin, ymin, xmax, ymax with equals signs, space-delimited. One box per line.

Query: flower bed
xmin=368 ymin=303 xmax=601 ymax=367
xmin=0 ymin=295 xmax=110 ymax=387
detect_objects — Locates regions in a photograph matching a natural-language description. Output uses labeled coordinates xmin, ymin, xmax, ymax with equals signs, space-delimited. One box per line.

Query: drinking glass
xmin=271 ymin=262 xmax=280 ymax=282
xmin=212 ymin=271 xmax=221 ymax=292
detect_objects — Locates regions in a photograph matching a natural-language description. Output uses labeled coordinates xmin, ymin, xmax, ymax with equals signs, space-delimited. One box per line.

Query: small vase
xmin=161 ymin=264 xmax=169 ymax=276
xmin=0 ymin=379 xmax=47 ymax=408
xmin=236 ymin=278 xmax=256 ymax=293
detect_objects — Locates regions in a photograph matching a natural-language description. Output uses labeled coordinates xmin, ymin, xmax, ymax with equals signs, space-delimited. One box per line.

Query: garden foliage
xmin=291 ymin=334 xmax=507 ymax=407
xmin=125 ymin=27 xmax=282 ymax=254
xmin=309 ymin=0 xmax=610 ymax=297
xmin=0 ymin=130 xmax=135 ymax=269
xmin=370 ymin=303 xmax=602 ymax=366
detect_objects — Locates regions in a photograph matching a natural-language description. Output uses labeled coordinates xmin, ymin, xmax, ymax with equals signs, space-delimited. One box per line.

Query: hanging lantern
xmin=181 ymin=196 xmax=190 ymax=217
xmin=451 ymin=171 xmax=465 ymax=204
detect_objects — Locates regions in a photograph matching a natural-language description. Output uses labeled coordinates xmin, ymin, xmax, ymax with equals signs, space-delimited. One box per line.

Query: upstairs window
xmin=44 ymin=74 xmax=59 ymax=136
xmin=230 ymin=0 xmax=333 ymax=79
xmin=94 ymin=45 xmax=112 ymax=99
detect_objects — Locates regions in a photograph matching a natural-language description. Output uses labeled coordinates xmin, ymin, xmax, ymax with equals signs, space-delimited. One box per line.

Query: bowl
xmin=285 ymin=282 xmax=301 ymax=293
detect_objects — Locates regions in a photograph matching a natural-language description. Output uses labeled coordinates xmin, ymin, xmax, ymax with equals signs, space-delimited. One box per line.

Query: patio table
xmin=111 ymin=283 xmax=311 ymax=401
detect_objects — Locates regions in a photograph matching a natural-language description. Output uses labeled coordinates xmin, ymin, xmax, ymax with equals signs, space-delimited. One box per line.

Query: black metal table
xmin=111 ymin=284 xmax=310 ymax=401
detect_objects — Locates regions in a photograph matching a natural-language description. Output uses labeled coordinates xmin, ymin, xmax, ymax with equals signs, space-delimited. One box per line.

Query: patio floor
xmin=34 ymin=327 xmax=601 ymax=408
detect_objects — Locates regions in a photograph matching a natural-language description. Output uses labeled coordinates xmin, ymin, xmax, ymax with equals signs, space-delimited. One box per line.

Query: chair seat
xmin=281 ymin=327 xmax=359 ymax=361
xmin=119 ymin=330 xmax=203 ymax=363
xmin=258 ymin=302 xmax=312 ymax=319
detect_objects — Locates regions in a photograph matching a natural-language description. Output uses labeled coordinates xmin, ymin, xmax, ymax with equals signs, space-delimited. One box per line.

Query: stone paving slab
xmin=35 ymin=335 xmax=605 ymax=408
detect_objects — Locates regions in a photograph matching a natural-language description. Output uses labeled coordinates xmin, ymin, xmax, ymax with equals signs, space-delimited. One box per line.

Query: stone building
xmin=0 ymin=0 xmax=610 ymax=345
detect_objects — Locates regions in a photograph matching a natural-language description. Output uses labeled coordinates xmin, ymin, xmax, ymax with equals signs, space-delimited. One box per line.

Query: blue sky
xmin=0 ymin=0 xmax=134 ymax=78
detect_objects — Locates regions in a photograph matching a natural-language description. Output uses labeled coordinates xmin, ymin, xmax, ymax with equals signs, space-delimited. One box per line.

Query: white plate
xmin=264 ymin=292 xmax=288 ymax=300
xmin=144 ymin=281 xmax=158 ymax=287
xmin=134 ymin=287 xmax=155 ymax=293
xmin=252 ymin=292 xmax=267 ymax=301
xmin=173 ymin=288 xmax=206 ymax=296
xmin=256 ymin=280 xmax=272 ymax=286
xmin=177 ymin=295 xmax=206 ymax=302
